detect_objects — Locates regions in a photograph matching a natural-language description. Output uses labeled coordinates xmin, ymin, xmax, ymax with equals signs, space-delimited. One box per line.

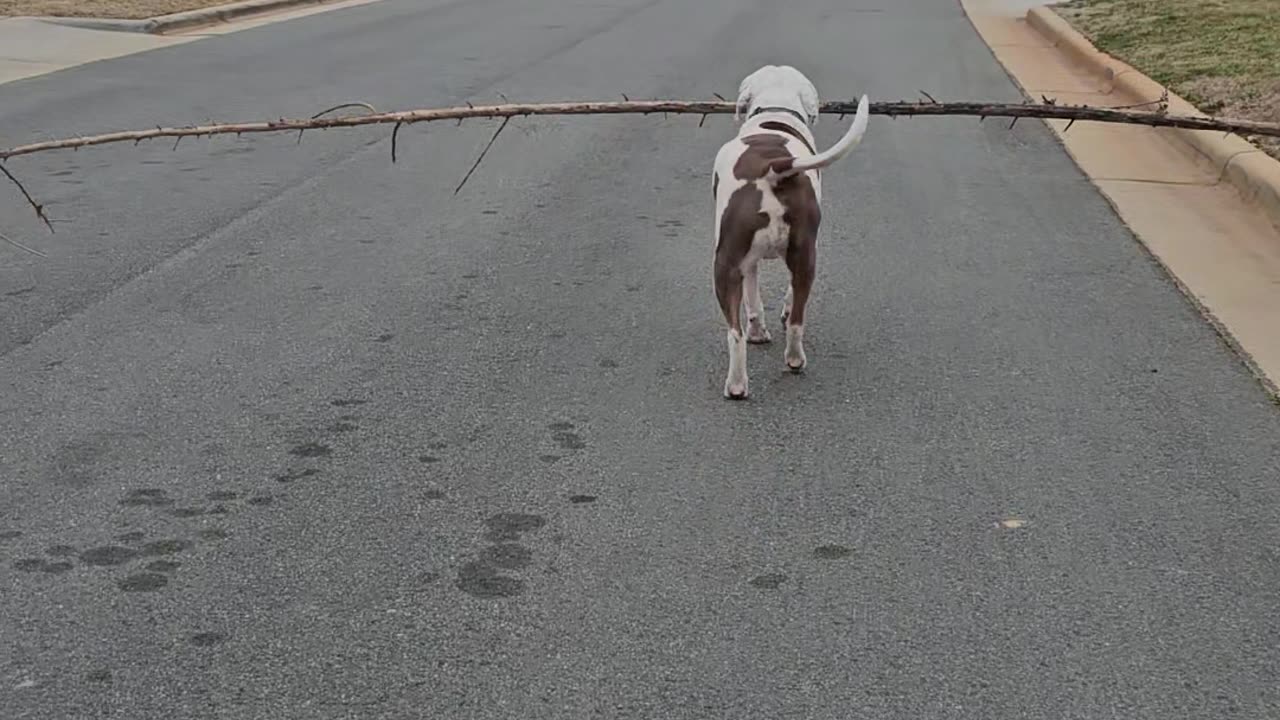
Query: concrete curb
xmin=39 ymin=0 xmax=343 ymax=34
xmin=1026 ymin=6 xmax=1280 ymax=233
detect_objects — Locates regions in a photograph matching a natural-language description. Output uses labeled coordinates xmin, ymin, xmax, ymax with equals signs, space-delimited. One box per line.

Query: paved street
xmin=2 ymin=0 xmax=1279 ymax=717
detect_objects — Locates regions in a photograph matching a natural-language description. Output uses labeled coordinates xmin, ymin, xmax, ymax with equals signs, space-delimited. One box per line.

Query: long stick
xmin=4 ymin=100 xmax=1279 ymax=162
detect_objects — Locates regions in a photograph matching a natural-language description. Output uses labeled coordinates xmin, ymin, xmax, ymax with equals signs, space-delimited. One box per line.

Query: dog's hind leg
xmin=783 ymin=244 xmax=814 ymax=373
xmin=743 ymin=262 xmax=771 ymax=344
xmin=714 ymin=263 xmax=749 ymax=399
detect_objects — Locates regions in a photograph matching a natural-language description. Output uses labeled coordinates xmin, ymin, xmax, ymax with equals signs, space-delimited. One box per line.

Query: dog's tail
xmin=765 ymin=94 xmax=870 ymax=185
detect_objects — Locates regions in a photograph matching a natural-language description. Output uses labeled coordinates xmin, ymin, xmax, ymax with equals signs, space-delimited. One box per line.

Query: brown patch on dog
xmin=758 ymin=120 xmax=816 ymax=155
xmin=778 ymin=172 xmax=820 ymax=327
xmin=715 ymin=183 xmax=769 ymax=329
xmin=733 ymin=134 xmax=791 ymax=181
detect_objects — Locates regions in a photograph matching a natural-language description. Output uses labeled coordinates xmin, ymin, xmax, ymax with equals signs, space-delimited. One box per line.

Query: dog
xmin=710 ymin=65 xmax=869 ymax=399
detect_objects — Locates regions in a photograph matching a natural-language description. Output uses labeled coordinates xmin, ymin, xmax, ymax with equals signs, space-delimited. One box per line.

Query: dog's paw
xmin=746 ymin=324 xmax=772 ymax=345
xmin=724 ymin=379 xmax=750 ymax=400
xmin=785 ymin=357 xmax=806 ymax=374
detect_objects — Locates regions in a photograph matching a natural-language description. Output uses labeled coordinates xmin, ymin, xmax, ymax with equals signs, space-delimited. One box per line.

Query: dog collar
xmin=749 ymin=106 xmax=808 ymax=124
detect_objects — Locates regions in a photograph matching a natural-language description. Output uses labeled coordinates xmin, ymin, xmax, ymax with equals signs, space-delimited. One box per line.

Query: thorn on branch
xmin=454 ymin=116 xmax=510 ymax=195
xmin=1065 ymin=118 xmax=1077 ymax=132
xmin=497 ymin=92 xmax=509 ymax=103
xmin=622 ymin=93 xmax=630 ymax=101
xmin=172 ymin=136 xmax=182 ymax=151
xmin=1008 ymin=117 xmax=1019 ymax=129
xmin=1 ymin=162 xmax=54 ymax=234
xmin=392 ymin=122 xmax=404 ymax=164
xmin=713 ymin=92 xmax=726 ymax=101
xmin=920 ymin=91 xmax=937 ymax=104
xmin=698 ymin=114 xmax=708 ymax=128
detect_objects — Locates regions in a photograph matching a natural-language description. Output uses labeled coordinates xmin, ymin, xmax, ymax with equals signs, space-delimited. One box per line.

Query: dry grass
xmin=1059 ymin=0 xmax=1280 ymax=159
xmin=0 ymin=0 xmax=237 ymax=19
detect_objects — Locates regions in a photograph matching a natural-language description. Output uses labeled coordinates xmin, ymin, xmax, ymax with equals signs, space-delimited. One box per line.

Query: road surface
xmin=2 ymin=0 xmax=1279 ymax=717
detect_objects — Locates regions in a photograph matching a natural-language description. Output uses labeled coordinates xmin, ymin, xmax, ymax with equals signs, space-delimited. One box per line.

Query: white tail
xmin=766 ymin=94 xmax=870 ymax=185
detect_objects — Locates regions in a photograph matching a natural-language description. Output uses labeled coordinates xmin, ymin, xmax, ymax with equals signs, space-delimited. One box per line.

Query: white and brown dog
xmin=711 ymin=65 xmax=869 ymax=399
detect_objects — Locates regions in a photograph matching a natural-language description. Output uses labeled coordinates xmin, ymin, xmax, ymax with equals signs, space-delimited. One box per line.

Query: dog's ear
xmin=735 ymin=69 xmax=762 ymax=122
xmin=799 ymin=75 xmax=820 ymax=126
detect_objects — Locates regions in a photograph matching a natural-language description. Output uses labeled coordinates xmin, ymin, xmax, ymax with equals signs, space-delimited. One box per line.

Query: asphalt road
xmin=3 ymin=0 xmax=1280 ymax=717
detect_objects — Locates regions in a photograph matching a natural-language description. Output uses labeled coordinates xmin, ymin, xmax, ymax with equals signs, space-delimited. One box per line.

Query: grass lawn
xmin=1059 ymin=0 xmax=1280 ymax=159
xmin=0 ymin=0 xmax=239 ymax=18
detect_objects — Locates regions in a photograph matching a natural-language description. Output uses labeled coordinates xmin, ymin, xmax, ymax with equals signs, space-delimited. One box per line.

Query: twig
xmin=300 ymin=102 xmax=378 ymax=143
xmin=0 ymin=230 xmax=47 ymax=257
xmin=391 ymin=121 xmax=404 ymax=163
xmin=920 ymin=91 xmax=938 ymax=104
xmin=310 ymin=102 xmax=378 ymax=119
xmin=454 ymin=117 xmax=510 ymax=195
xmin=1 ymin=162 xmax=53 ymax=233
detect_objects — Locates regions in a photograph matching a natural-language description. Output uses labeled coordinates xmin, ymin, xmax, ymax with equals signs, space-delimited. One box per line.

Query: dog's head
xmin=734 ymin=65 xmax=820 ymax=126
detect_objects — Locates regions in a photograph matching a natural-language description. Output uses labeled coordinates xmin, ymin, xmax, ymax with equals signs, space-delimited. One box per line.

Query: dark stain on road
xmin=121 ymin=489 xmax=174 ymax=507
xmin=146 ymin=560 xmax=180 ymax=573
xmin=484 ymin=512 xmax=547 ymax=542
xmin=140 ymin=539 xmax=193 ymax=556
xmin=0 ymin=530 xmax=23 ymax=541
xmin=14 ymin=558 xmax=74 ymax=574
xmin=46 ymin=544 xmax=78 ymax=557
xmin=569 ymin=494 xmax=597 ymax=504
xmin=553 ymin=431 xmax=586 ymax=451
xmin=330 ymin=398 xmax=368 ymax=407
xmin=207 ymin=491 xmax=238 ymax=501
xmin=118 ymin=573 xmax=168 ymax=592
xmin=750 ymin=573 xmax=789 ymax=589
xmin=814 ymin=544 xmax=853 ymax=560
xmin=481 ymin=543 xmax=534 ymax=570
xmin=189 ymin=632 xmax=227 ymax=647
xmin=456 ymin=561 xmax=525 ymax=598
xmin=274 ymin=468 xmax=320 ymax=483
xmin=289 ymin=442 xmax=332 ymax=458
xmin=79 ymin=546 xmax=138 ymax=566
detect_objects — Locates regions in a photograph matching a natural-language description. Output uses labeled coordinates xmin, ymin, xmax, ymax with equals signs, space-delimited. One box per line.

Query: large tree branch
xmin=4 ymin=97 xmax=1279 ymax=238
xmin=4 ymin=99 xmax=1279 ymax=162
